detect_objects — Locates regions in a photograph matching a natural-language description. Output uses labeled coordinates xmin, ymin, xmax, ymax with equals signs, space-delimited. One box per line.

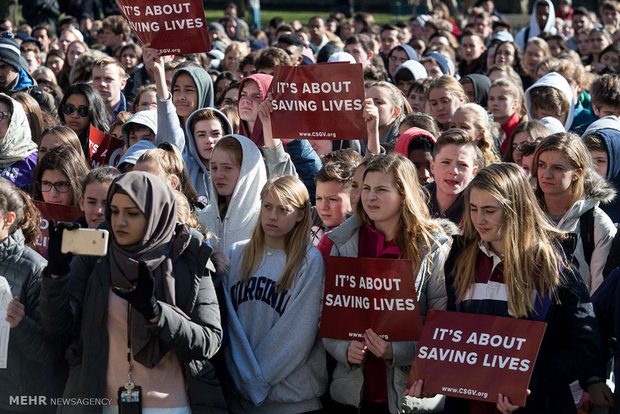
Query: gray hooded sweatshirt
xmin=198 ymin=134 xmax=267 ymax=251
xmin=184 ymin=107 xmax=233 ymax=202
xmin=223 ymin=241 xmax=327 ymax=413
xmin=156 ymin=66 xmax=215 ymax=159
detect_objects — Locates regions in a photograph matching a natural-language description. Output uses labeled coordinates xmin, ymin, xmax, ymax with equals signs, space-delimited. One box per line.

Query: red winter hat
xmin=395 ymin=127 xmax=437 ymax=157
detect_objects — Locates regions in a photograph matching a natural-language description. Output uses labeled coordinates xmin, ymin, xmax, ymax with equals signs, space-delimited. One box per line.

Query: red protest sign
xmin=33 ymin=201 xmax=83 ymax=257
xmin=270 ymin=63 xmax=367 ymax=141
xmin=319 ymin=257 xmax=422 ymax=342
xmin=115 ymin=0 xmax=210 ymax=54
xmin=409 ymin=310 xmax=546 ymax=406
xmin=88 ymin=125 xmax=125 ymax=168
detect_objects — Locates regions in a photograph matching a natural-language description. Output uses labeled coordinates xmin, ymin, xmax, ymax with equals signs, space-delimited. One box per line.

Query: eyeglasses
xmin=62 ymin=103 xmax=89 ymax=117
xmin=0 ymin=112 xmax=9 ymax=122
xmin=38 ymin=180 xmax=72 ymax=193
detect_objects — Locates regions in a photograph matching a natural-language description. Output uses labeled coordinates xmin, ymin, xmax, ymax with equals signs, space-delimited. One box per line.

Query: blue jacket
xmin=583 ymin=117 xmax=620 ymax=224
xmin=286 ymin=139 xmax=321 ymax=204
xmin=11 ymin=68 xmax=35 ymax=91
xmin=570 ymin=100 xmax=596 ymax=132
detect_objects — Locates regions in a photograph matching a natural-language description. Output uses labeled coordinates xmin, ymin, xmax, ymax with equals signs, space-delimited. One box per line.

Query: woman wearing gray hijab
xmin=41 ymin=171 xmax=226 ymax=413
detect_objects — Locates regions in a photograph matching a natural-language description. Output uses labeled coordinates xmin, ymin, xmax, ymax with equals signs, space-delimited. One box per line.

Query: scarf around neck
xmin=106 ymin=171 xmax=180 ymax=367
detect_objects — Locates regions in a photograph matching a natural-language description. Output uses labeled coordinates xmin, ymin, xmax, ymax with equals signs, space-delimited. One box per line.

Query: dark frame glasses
xmin=38 ymin=180 xmax=72 ymax=193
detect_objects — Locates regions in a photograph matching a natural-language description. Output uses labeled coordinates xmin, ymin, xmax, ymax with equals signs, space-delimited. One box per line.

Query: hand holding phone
xmin=47 ymin=221 xmax=80 ymax=276
xmin=61 ymin=228 xmax=109 ymax=256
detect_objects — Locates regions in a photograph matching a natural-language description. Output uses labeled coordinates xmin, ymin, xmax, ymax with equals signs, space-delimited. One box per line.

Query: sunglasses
xmin=62 ymin=103 xmax=89 ymax=118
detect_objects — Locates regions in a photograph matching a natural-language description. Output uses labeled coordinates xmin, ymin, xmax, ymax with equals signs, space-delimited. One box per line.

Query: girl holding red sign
xmin=408 ymin=163 xmax=609 ymax=413
xmin=317 ymin=153 xmax=451 ymax=413
xmin=223 ymin=175 xmax=327 ymax=413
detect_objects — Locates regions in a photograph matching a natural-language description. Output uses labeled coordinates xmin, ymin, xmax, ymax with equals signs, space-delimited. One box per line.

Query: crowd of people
xmin=2 ymin=0 xmax=620 ymax=413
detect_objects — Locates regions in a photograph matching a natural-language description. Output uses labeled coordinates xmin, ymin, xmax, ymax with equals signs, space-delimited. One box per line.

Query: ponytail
xmin=0 ymin=178 xmax=42 ymax=249
xmin=17 ymin=189 xmax=42 ymax=249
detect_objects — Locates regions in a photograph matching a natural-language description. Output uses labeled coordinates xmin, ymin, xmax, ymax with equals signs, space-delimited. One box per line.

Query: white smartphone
xmin=61 ymin=228 xmax=109 ymax=256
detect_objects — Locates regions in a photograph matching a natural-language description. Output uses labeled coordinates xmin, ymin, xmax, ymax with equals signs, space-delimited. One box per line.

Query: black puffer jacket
xmin=40 ymin=225 xmax=225 ymax=413
xmin=0 ymin=229 xmax=58 ymax=413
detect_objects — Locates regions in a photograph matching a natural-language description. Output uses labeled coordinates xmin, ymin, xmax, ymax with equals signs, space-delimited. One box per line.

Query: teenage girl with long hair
xmin=488 ymin=79 xmax=528 ymax=156
xmin=38 ymin=125 xmax=86 ymax=163
xmin=318 ymin=154 xmax=450 ymax=413
xmin=32 ymin=145 xmax=90 ymax=207
xmin=532 ymin=133 xmax=616 ymax=294
xmin=426 ymin=75 xmax=467 ymax=131
xmin=223 ymin=175 xmax=327 ymax=413
xmin=366 ymin=81 xmax=412 ymax=144
xmin=408 ymin=163 xmax=608 ymax=413
xmin=450 ymin=103 xmax=501 ymax=165
xmin=59 ymin=83 xmax=109 ymax=160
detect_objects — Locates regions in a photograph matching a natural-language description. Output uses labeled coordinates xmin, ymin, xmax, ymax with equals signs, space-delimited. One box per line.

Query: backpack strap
xmin=580 ymin=207 xmax=596 ymax=266
xmin=523 ymin=26 xmax=530 ymax=46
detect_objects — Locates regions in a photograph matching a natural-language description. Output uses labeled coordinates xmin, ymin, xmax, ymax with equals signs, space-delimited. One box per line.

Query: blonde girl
xmin=488 ymin=79 xmax=527 ymax=155
xmin=532 ymin=132 xmax=617 ymax=293
xmin=223 ymin=175 xmax=327 ymax=413
xmin=134 ymin=144 xmax=200 ymax=208
xmin=486 ymin=63 xmax=523 ymax=86
xmin=173 ymin=189 xmax=205 ymax=235
xmin=135 ymin=145 xmax=206 ymax=232
xmin=409 ymin=162 xmax=606 ymax=413
xmin=523 ymin=37 xmax=550 ymax=81
xmin=318 ymin=154 xmax=450 ymax=413
xmin=450 ymin=103 xmax=501 ymax=165
xmin=426 ymin=75 xmax=467 ymax=131
xmin=366 ymin=81 xmax=412 ymax=144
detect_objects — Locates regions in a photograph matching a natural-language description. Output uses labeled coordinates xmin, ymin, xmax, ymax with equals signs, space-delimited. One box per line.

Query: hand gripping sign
xmin=270 ymin=63 xmax=367 ymax=141
xmin=319 ymin=257 xmax=423 ymax=342
xmin=408 ymin=310 xmax=546 ymax=406
xmin=115 ymin=0 xmax=211 ymax=54
xmin=88 ymin=125 xmax=125 ymax=169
